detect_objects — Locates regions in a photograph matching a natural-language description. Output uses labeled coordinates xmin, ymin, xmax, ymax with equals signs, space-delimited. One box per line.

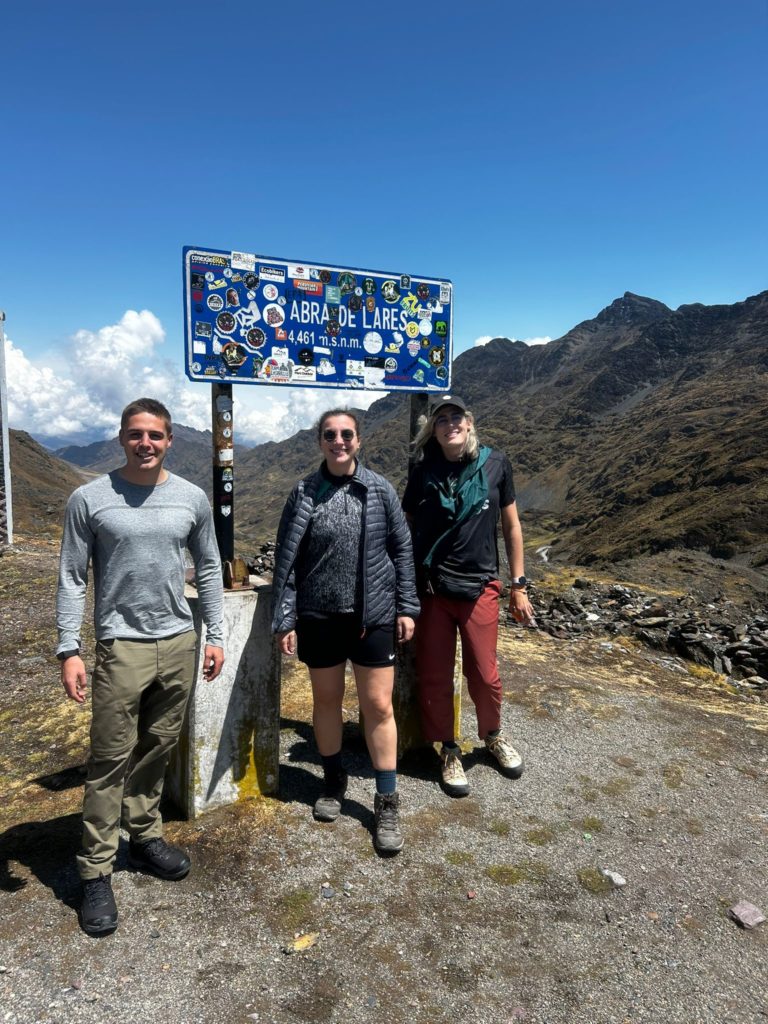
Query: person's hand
xmin=202 ymin=645 xmax=225 ymax=680
xmin=508 ymin=589 xmax=536 ymax=627
xmin=61 ymin=656 xmax=88 ymax=703
xmin=396 ymin=616 xmax=415 ymax=643
xmin=278 ymin=630 xmax=297 ymax=656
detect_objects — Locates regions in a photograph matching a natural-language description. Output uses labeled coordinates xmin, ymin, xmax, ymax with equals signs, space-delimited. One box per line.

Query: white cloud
xmin=4 ymin=311 xmax=387 ymax=448
xmin=473 ymin=336 xmax=493 ymax=347
xmin=523 ymin=335 xmax=551 ymax=346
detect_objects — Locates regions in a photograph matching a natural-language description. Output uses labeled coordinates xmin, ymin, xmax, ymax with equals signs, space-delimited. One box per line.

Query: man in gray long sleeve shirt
xmin=57 ymin=397 xmax=224 ymax=936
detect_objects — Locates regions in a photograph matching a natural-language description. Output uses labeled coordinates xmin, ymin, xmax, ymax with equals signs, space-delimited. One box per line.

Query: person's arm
xmin=188 ymin=496 xmax=225 ymax=680
xmin=500 ymin=501 xmax=535 ymax=626
xmin=271 ymin=485 xmax=302 ymax=635
xmin=56 ymin=490 xmax=93 ymax=703
xmin=385 ymin=483 xmax=420 ymax=624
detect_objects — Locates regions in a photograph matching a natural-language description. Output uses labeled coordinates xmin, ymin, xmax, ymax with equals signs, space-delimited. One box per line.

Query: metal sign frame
xmin=183 ymin=246 xmax=453 ymax=392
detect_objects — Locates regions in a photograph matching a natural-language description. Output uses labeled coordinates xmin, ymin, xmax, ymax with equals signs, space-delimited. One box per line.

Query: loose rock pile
xmin=247 ymin=542 xmax=276 ymax=579
xmin=526 ymin=578 xmax=768 ymax=696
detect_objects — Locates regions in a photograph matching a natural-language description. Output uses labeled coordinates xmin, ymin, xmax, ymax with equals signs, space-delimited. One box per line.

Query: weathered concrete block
xmin=167 ymin=581 xmax=281 ymax=817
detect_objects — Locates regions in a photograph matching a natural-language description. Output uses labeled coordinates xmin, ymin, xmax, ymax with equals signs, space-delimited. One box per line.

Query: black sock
xmin=321 ymin=750 xmax=344 ymax=778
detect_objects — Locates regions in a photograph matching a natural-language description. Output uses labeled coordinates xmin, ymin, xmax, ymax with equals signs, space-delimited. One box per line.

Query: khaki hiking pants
xmin=77 ymin=632 xmax=197 ymax=880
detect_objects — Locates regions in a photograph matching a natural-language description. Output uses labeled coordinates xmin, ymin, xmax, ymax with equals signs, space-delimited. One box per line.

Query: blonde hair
xmin=411 ymin=405 xmax=480 ymax=463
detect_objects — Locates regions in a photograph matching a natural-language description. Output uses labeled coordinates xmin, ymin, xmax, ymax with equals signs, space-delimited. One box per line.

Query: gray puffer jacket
xmin=271 ymin=462 xmax=419 ymax=633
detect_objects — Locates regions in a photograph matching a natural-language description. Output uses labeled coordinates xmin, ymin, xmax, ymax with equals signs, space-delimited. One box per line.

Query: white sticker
xmin=218 ymin=448 xmax=234 ymax=464
xmin=363 ymin=331 xmax=383 ymax=354
xmin=231 ymin=251 xmax=256 ymax=272
xmin=292 ymin=365 xmax=317 ymax=382
xmin=259 ymin=265 xmax=286 ymax=283
xmin=193 ymin=341 xmax=207 ymax=354
xmin=346 ymin=359 xmax=365 ymax=376
xmin=288 ymin=263 xmax=310 ymax=280
xmin=364 ymin=367 xmax=386 ymax=387
xmin=272 ymin=346 xmax=289 ymax=361
xmin=419 ymin=319 xmax=433 ymax=337
xmin=439 ymin=283 xmax=451 ymax=304
xmin=220 ymin=505 xmax=232 ymax=517
xmin=317 ymin=358 xmax=336 ymax=376
xmin=262 ymin=283 xmax=278 ymax=301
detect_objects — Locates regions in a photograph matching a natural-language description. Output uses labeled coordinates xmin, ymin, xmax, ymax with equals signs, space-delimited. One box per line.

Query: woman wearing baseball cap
xmin=402 ymin=395 xmax=535 ymax=796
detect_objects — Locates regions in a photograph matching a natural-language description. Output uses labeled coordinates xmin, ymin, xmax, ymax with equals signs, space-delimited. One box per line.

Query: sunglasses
xmin=323 ymin=428 xmax=356 ymax=442
xmin=434 ymin=413 xmax=465 ymax=428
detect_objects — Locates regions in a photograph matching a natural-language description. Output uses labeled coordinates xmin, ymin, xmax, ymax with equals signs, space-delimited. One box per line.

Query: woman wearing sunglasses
xmin=271 ymin=409 xmax=419 ymax=853
xmin=402 ymin=396 xmax=535 ymax=797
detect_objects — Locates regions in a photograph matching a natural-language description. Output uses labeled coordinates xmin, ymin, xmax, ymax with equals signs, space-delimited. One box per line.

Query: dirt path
xmin=1 ymin=542 xmax=767 ymax=1024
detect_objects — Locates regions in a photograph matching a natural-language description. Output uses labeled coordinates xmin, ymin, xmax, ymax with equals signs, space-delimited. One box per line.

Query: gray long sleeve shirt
xmin=56 ymin=471 xmax=224 ymax=655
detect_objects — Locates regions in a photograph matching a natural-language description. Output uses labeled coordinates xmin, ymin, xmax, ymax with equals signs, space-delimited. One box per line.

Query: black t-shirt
xmin=402 ymin=448 xmax=515 ymax=577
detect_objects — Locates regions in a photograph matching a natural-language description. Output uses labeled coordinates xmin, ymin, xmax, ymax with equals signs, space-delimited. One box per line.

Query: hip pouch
xmin=429 ymin=565 xmax=490 ymax=601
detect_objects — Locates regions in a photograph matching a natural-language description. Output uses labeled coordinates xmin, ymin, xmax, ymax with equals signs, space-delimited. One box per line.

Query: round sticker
xmin=277 ymin=295 xmax=286 ymax=306
xmin=364 ymin=331 xmax=383 ymax=354
xmin=419 ymin=319 xmax=433 ymax=337
xmin=362 ymin=277 xmax=377 ymax=295
xmin=221 ymin=411 xmax=232 ymax=422
xmin=222 ymin=427 xmax=232 ymax=438
xmin=381 ymin=280 xmax=400 ymax=303
xmin=384 ymin=357 xmax=397 ymax=372
xmin=406 ymin=321 xmax=420 ymax=338
xmin=348 ymin=295 xmax=362 ymax=312
xmin=263 ymin=283 xmax=278 ymax=301
xmin=192 ymin=361 xmax=202 ymax=373
xmin=298 ymin=347 xmax=314 ymax=365
xmin=216 ymin=311 xmax=236 ymax=334
xmin=319 ymin=269 xmax=332 ymax=283
xmin=338 ymin=272 xmax=356 ymax=295
xmin=205 ymin=271 xmax=214 ymax=282
xmin=436 ymin=366 xmax=448 ymax=380
xmin=429 ymin=347 xmax=445 ymax=366
xmin=245 ymin=327 xmax=266 ymax=349
xmin=354 ymin=286 xmax=363 ymax=297
xmin=223 ymin=482 xmax=233 ymax=492
xmin=327 ymin=319 xmax=341 ymax=336
xmin=417 ymin=283 xmax=430 ymax=301
xmin=244 ymin=273 xmax=259 ymax=289
xmin=263 ymin=303 xmax=285 ymax=327
xmin=207 ymin=293 xmax=224 ymax=312
xmin=224 ymin=268 xmax=233 ymax=278
xmin=221 ymin=342 xmax=246 ymax=367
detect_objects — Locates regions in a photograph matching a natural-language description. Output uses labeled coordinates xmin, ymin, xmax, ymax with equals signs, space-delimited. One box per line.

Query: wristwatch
xmin=57 ymin=649 xmax=80 ymax=661
xmin=511 ymin=576 xmax=528 ymax=588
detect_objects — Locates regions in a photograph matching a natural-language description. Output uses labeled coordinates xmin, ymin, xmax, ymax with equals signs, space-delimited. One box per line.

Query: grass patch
xmin=600 ymin=777 xmax=634 ymax=797
xmin=662 ymin=762 xmax=685 ymax=789
xmin=579 ymin=816 xmax=604 ymax=834
xmin=275 ymin=889 xmax=315 ymax=932
xmin=524 ymin=826 xmax=557 ymax=846
xmin=445 ymin=850 xmax=474 ymax=866
xmin=685 ymin=818 xmax=704 ymax=836
xmin=486 ymin=862 xmax=550 ymax=886
xmin=576 ymin=867 xmax=614 ymax=894
xmin=488 ymin=819 xmax=511 ymax=837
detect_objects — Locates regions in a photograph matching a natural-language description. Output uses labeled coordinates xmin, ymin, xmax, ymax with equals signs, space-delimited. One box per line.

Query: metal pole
xmin=211 ymin=382 xmax=234 ymax=564
xmin=0 ymin=311 xmax=13 ymax=547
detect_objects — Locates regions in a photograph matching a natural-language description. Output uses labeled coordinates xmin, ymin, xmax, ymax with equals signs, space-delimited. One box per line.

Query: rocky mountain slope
xmin=44 ymin=289 xmax=768 ymax=567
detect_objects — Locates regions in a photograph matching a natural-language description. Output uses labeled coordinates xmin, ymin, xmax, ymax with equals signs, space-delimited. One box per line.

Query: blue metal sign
xmin=183 ymin=246 xmax=452 ymax=391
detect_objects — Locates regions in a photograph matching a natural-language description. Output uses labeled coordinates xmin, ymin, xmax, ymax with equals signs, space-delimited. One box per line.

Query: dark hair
xmin=120 ymin=397 xmax=173 ymax=435
xmin=316 ymin=408 xmax=362 ymax=442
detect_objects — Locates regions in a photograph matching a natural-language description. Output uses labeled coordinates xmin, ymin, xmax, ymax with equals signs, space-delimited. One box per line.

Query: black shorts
xmin=296 ymin=615 xmax=395 ymax=669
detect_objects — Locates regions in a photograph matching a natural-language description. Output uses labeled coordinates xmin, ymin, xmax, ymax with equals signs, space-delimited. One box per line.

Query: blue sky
xmin=1 ymin=0 xmax=766 ymax=445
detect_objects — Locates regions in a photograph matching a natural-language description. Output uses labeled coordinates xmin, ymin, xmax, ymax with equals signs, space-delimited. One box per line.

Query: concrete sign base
xmin=167 ymin=581 xmax=280 ymax=818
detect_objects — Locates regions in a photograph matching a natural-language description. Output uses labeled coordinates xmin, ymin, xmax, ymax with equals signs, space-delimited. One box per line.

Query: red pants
xmin=415 ymin=580 xmax=503 ymax=742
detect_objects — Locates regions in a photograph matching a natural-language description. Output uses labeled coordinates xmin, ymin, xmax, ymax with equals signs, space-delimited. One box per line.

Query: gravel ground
xmin=1 ymin=545 xmax=767 ymax=1024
